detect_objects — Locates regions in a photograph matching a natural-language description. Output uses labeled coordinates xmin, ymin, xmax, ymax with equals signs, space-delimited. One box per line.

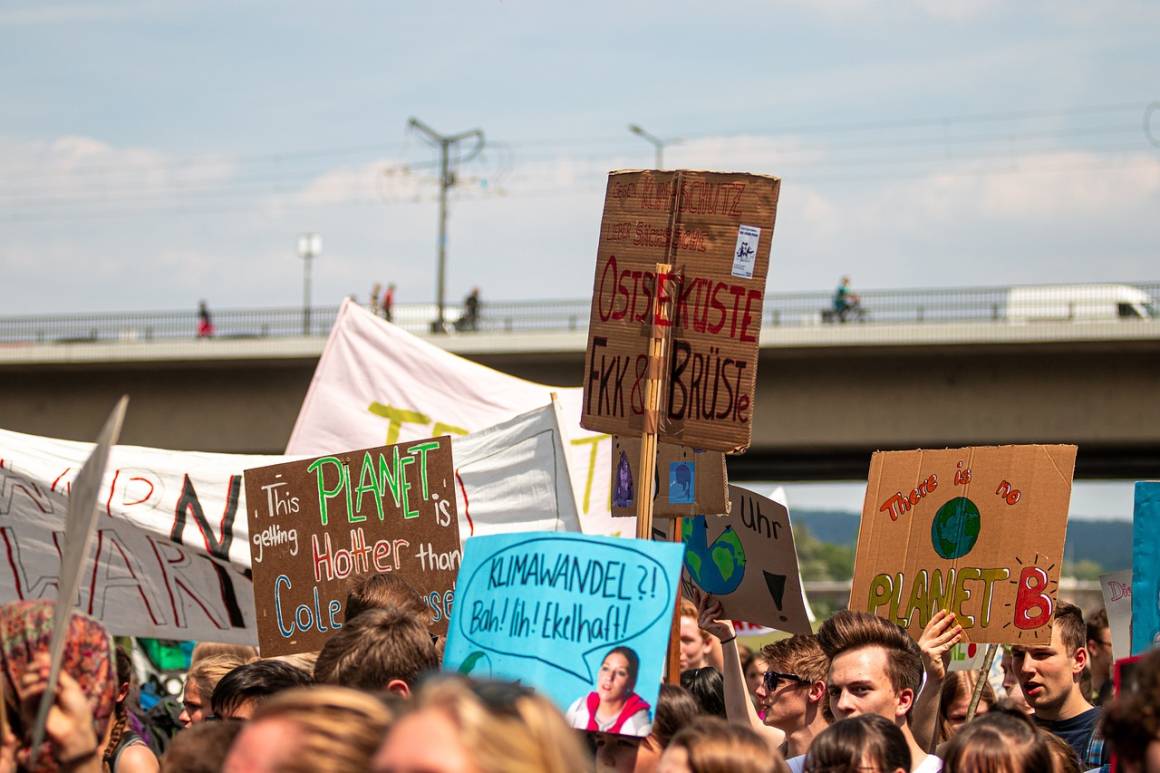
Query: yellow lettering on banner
xmin=569 ymin=434 xmax=610 ymax=515
xmin=369 ymin=403 xmax=430 ymax=445
xmin=431 ymin=422 xmax=469 ymax=437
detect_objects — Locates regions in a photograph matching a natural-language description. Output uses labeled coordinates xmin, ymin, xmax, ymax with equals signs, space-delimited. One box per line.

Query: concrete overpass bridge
xmin=2 ymin=283 xmax=1158 ymax=481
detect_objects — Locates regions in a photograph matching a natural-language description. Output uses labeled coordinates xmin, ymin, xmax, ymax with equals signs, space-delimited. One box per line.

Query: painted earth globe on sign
xmin=930 ymin=496 xmax=981 ymax=559
xmin=683 ymin=517 xmax=746 ymax=595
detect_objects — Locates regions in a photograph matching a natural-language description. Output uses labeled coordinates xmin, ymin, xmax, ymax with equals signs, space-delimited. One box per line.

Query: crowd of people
xmin=1 ymin=570 xmax=1153 ymax=773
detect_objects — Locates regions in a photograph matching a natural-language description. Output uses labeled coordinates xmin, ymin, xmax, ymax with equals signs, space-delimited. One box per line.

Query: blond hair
xmin=187 ymin=652 xmax=254 ymax=703
xmin=410 ymin=678 xmax=591 ymax=773
xmin=189 ymin=641 xmax=257 ymax=666
xmin=247 ymin=686 xmax=394 ymax=773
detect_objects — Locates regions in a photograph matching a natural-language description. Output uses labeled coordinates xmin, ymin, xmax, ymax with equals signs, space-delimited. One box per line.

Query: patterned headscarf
xmin=0 ymin=601 xmax=116 ymax=772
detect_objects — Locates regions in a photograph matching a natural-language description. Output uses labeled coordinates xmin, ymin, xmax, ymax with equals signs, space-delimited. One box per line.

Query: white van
xmin=1006 ymin=284 xmax=1156 ymax=322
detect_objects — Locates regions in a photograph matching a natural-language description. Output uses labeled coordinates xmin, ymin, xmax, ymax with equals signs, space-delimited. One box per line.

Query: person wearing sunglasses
xmin=697 ymin=594 xmax=830 ymax=773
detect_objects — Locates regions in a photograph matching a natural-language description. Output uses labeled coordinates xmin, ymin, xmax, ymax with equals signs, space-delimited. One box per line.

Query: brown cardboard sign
xmin=849 ymin=444 xmax=1077 ymax=645
xmin=580 ymin=170 xmax=780 ymax=453
xmin=244 ymin=436 xmax=460 ymax=656
xmin=676 ymin=485 xmax=811 ymax=634
xmin=610 ymin=436 xmax=729 ymax=518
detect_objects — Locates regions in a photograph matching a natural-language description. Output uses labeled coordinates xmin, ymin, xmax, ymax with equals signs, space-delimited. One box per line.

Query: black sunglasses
xmin=763 ymin=670 xmax=810 ymax=691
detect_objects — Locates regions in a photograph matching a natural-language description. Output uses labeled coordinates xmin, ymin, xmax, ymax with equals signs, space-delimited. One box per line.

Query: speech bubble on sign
xmin=443 ymin=532 xmax=685 ymax=737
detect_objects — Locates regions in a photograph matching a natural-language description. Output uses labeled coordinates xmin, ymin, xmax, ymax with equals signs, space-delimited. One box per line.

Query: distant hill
xmin=793 ymin=509 xmax=1131 ymax=572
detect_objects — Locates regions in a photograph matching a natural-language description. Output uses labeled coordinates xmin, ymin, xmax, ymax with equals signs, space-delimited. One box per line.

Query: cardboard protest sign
xmin=286 ymin=299 xmax=622 ymax=538
xmin=675 ymin=485 xmax=811 ymax=634
xmin=580 ymin=170 xmax=780 ymax=453
xmin=30 ymin=397 xmax=127 ymax=763
xmin=849 ymin=445 xmax=1077 ymax=645
xmin=610 ymin=435 xmax=728 ymax=518
xmin=1101 ymin=570 xmax=1132 ymax=662
xmin=443 ymin=532 xmax=685 ymax=738
xmin=244 ymin=436 xmax=460 ymax=656
xmin=1131 ymin=482 xmax=1160 ymax=654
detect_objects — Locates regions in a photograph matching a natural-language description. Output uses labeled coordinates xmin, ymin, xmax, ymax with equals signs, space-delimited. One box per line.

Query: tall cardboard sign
xmin=610 ymin=435 xmax=729 ymax=518
xmin=244 ymin=436 xmax=460 ymax=656
xmin=849 ymin=445 xmax=1077 ymax=645
xmin=580 ymin=170 xmax=780 ymax=453
xmin=443 ymin=532 xmax=685 ymax=738
xmin=1131 ymin=482 xmax=1160 ymax=654
xmin=678 ymin=485 xmax=811 ymax=634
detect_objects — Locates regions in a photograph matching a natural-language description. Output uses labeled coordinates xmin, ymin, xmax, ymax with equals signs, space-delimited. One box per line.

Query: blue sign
xmin=443 ymin=532 xmax=685 ymax=737
xmin=1132 ymin=482 xmax=1160 ymax=655
xmin=668 ymin=461 xmax=695 ymax=504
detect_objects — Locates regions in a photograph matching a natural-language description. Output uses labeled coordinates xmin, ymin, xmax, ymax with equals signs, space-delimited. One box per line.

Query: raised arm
xmin=912 ymin=609 xmax=963 ymax=752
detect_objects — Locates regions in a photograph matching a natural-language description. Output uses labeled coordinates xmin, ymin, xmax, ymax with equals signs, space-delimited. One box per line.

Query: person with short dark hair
xmin=805 ymin=714 xmax=910 ymax=773
xmin=816 ymin=610 xmax=937 ymax=772
xmin=1086 ymin=607 xmax=1114 ymax=707
xmin=1011 ymin=601 xmax=1107 ymax=767
xmin=313 ymin=606 xmax=438 ymax=697
xmin=210 ymin=660 xmax=312 ymax=720
xmin=680 ymin=667 xmax=726 ymax=718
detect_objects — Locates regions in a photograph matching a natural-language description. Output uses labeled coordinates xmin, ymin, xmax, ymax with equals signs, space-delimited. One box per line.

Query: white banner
xmin=286 ymin=299 xmax=621 ymax=536
xmin=0 ymin=403 xmax=581 ymax=644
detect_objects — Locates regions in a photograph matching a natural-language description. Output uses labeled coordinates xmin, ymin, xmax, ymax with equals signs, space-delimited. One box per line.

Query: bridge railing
xmin=1 ymin=282 xmax=1156 ymax=345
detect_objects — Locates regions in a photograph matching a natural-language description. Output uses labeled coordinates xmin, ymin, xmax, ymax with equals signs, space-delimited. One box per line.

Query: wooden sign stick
xmin=634 ymin=259 xmax=673 ymax=540
xmin=965 ymin=643 xmax=999 ymax=722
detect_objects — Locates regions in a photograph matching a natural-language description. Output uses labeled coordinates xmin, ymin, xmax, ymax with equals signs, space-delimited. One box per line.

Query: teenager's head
xmin=679 ymin=667 xmax=725 ymax=718
xmin=937 ymin=671 xmax=995 ymax=744
xmin=743 ymin=652 xmax=769 ymax=702
xmin=223 ymin=686 xmax=393 ymax=773
xmin=1086 ymin=607 xmax=1113 ymax=680
xmin=344 ymin=572 xmax=431 ymax=624
xmin=163 ymin=718 xmax=244 ymax=773
xmin=803 ymin=714 xmax=909 ymax=773
xmin=182 ymin=653 xmax=255 ymax=726
xmin=190 ymin=641 xmax=258 ymax=666
xmin=373 ymin=676 xmax=591 ymax=773
xmin=816 ymin=610 xmax=922 ymax=725
xmin=757 ymin=634 xmax=830 ymax=733
xmin=313 ymin=605 xmax=438 ymax=697
xmin=1010 ymin=602 xmax=1088 ymax=718
xmin=210 ymin=659 xmax=313 ymax=720
xmin=678 ymin=598 xmax=711 ymax=671
xmin=660 ymin=716 xmax=789 ymax=773
xmin=941 ymin=709 xmax=1053 ymax=772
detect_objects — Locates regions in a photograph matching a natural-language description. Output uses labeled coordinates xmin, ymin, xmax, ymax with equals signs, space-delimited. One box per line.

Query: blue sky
xmin=1 ymin=0 xmax=1157 ymax=315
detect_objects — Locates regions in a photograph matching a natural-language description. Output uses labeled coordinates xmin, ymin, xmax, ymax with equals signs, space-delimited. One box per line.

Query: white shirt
xmin=564 ymin=696 xmax=652 ymax=736
xmin=914 ymin=754 xmax=943 ymax=773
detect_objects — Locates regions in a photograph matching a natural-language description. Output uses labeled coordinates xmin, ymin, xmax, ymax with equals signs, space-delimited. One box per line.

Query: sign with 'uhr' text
xmin=850 ymin=444 xmax=1076 ymax=645
xmin=244 ymin=436 xmax=460 ymax=656
xmin=580 ymin=170 xmax=780 ymax=454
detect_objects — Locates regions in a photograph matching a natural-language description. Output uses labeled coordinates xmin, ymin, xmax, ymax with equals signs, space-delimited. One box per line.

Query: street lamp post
xmin=298 ymin=232 xmax=321 ymax=335
xmin=628 ymin=124 xmax=665 ymax=169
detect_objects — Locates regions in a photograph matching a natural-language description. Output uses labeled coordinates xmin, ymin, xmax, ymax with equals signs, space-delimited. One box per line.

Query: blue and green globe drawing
xmin=930 ymin=496 xmax=981 ymax=559
xmin=682 ymin=516 xmax=746 ymax=595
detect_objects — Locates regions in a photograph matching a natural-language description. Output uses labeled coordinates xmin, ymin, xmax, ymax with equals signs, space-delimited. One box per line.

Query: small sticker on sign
xmin=732 ymin=225 xmax=760 ymax=279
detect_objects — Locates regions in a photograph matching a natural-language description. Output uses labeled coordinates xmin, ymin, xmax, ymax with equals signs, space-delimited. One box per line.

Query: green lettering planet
xmin=930 ymin=496 xmax=981 ymax=559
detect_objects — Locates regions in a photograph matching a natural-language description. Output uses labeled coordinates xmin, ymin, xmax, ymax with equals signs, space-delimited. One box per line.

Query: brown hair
xmin=668 ymin=716 xmax=789 ymax=773
xmin=762 ymin=634 xmax=828 ymax=684
xmin=344 ymin=572 xmax=431 ymax=624
xmin=1054 ymin=602 xmax=1086 ymax=654
xmin=161 ymin=719 xmax=243 ymax=773
xmin=313 ymin=605 xmax=438 ymax=690
xmin=1040 ymin=729 xmax=1081 ymax=773
xmin=1085 ymin=607 xmax=1109 ymax=642
xmin=651 ymin=684 xmax=699 ymax=748
xmin=189 ymin=641 xmax=258 ymax=666
xmin=936 ymin=671 xmax=996 ymax=744
xmin=397 ymin=677 xmax=591 ymax=773
xmin=187 ymin=652 xmax=254 ymax=707
xmin=243 ymin=686 xmax=394 ymax=773
xmin=805 ymin=714 xmax=909 ymax=773
xmin=816 ymin=610 xmax=923 ymax=695
xmin=941 ymin=709 xmax=1053 ymax=772
xmin=1101 ymin=648 xmax=1160 ymax=767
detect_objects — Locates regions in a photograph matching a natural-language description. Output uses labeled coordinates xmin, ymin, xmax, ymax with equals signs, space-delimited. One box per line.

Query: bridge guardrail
xmin=1 ymin=282 xmax=1156 ymax=345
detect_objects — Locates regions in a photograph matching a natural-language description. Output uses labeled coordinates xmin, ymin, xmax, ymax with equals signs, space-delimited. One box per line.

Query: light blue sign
xmin=668 ymin=461 xmax=695 ymax=504
xmin=443 ymin=532 xmax=685 ymax=737
xmin=1131 ymin=482 xmax=1160 ymax=655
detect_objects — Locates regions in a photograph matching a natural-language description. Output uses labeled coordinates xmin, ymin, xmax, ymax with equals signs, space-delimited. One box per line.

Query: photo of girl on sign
xmin=564 ymin=646 xmax=652 ymax=736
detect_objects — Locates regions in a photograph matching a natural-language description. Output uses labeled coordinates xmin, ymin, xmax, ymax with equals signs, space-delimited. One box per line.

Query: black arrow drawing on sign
xmin=763 ymin=571 xmax=789 ymax=622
